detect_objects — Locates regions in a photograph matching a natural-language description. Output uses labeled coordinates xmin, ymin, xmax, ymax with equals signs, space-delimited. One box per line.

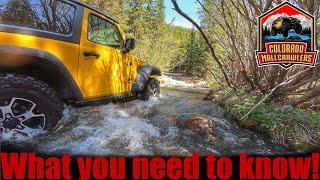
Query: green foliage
xmin=134 ymin=24 xmax=183 ymax=71
xmin=231 ymin=94 xmax=319 ymax=145
xmin=232 ymin=96 xmax=257 ymax=116
xmin=173 ymin=29 xmax=210 ymax=76
xmin=308 ymin=112 xmax=320 ymax=124
xmin=232 ymin=98 xmax=296 ymax=129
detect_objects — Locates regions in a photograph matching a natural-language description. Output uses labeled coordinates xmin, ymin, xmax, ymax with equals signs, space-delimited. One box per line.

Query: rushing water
xmin=1 ymin=76 xmax=287 ymax=156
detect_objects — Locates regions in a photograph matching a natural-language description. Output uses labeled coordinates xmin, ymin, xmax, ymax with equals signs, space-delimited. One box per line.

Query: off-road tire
xmin=283 ymin=30 xmax=289 ymax=38
xmin=271 ymin=27 xmax=277 ymax=36
xmin=295 ymin=24 xmax=303 ymax=34
xmin=139 ymin=78 xmax=160 ymax=101
xmin=0 ymin=74 xmax=63 ymax=138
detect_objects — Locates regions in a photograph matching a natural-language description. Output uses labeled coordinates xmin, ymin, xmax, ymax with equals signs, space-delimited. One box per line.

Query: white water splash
xmin=1 ymin=74 xmax=287 ymax=156
xmin=160 ymin=74 xmax=208 ymax=88
xmin=1 ymin=127 xmax=47 ymax=142
xmin=39 ymin=101 xmax=162 ymax=156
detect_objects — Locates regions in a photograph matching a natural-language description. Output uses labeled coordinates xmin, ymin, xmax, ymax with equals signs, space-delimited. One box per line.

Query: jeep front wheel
xmin=271 ymin=27 xmax=277 ymax=36
xmin=283 ymin=30 xmax=289 ymax=38
xmin=295 ymin=24 xmax=303 ymax=34
xmin=139 ymin=78 xmax=160 ymax=101
xmin=0 ymin=74 xmax=63 ymax=139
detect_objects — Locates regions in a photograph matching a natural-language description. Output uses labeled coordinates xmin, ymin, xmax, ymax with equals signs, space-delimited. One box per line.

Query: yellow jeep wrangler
xmin=0 ymin=0 xmax=161 ymax=138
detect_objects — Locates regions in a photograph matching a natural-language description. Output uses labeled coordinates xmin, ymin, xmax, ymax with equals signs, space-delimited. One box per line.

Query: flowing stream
xmin=2 ymin=75 xmax=288 ymax=156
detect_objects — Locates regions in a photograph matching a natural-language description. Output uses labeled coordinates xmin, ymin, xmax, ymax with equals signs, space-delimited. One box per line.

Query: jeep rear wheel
xmin=139 ymin=78 xmax=160 ymax=101
xmin=0 ymin=74 xmax=63 ymax=139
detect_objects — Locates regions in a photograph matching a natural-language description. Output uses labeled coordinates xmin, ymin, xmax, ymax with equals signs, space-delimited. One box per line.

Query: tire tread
xmin=0 ymin=73 xmax=63 ymax=109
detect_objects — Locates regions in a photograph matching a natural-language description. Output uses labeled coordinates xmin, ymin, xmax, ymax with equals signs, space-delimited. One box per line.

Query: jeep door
xmin=119 ymin=46 xmax=134 ymax=93
xmin=117 ymin=26 xmax=141 ymax=94
xmin=78 ymin=8 xmax=123 ymax=99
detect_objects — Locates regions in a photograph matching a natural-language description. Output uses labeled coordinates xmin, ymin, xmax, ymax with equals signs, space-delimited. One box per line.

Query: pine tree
xmin=177 ymin=29 xmax=208 ymax=76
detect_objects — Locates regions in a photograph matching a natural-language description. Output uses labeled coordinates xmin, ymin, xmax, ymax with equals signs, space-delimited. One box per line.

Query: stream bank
xmin=206 ymin=88 xmax=320 ymax=152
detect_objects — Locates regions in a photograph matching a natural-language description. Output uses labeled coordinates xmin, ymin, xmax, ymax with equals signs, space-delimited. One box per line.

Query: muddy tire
xmin=0 ymin=74 xmax=63 ymax=138
xmin=139 ymin=78 xmax=160 ymax=101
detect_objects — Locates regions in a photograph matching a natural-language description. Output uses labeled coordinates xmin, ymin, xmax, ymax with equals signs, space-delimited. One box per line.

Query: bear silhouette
xmin=270 ymin=17 xmax=303 ymax=38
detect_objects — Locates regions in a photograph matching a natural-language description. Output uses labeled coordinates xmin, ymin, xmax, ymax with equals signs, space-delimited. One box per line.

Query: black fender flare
xmin=0 ymin=45 xmax=83 ymax=101
xmin=132 ymin=65 xmax=161 ymax=92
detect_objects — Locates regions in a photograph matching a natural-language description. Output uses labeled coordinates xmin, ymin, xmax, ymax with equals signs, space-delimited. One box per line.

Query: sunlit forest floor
xmin=159 ymin=73 xmax=210 ymax=88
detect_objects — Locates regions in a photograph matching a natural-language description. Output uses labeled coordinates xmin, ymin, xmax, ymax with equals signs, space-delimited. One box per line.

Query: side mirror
xmin=125 ymin=38 xmax=136 ymax=50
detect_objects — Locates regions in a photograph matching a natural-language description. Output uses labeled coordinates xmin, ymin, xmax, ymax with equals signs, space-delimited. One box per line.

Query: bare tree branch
xmin=171 ymin=0 xmax=234 ymax=89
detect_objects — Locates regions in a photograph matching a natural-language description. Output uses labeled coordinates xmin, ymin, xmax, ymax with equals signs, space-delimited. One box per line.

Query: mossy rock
xmin=240 ymin=117 xmax=259 ymax=128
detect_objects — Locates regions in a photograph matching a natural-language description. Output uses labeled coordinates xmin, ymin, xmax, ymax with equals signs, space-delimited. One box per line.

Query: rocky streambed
xmin=1 ymin=74 xmax=288 ymax=156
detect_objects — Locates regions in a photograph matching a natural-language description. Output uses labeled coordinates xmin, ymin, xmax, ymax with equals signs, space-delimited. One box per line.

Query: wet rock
xmin=179 ymin=116 xmax=216 ymax=142
xmin=163 ymin=115 xmax=175 ymax=124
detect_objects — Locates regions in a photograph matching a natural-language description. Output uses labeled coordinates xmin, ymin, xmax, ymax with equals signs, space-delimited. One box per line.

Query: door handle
xmin=83 ymin=51 xmax=100 ymax=59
